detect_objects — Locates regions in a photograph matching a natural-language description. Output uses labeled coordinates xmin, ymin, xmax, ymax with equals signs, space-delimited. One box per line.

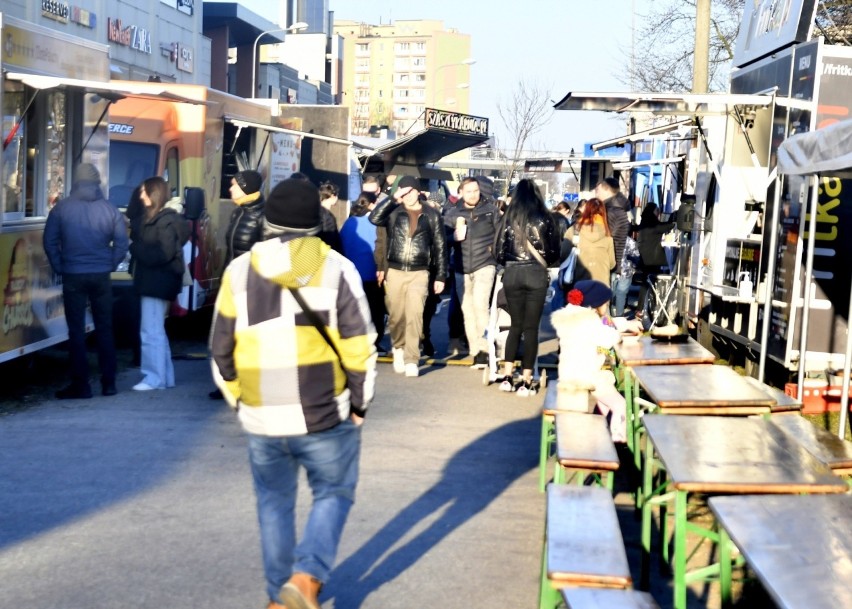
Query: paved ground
xmin=0 ymin=298 xmax=773 ymax=609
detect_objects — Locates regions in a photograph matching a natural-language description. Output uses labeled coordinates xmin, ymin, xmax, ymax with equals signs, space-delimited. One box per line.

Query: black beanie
xmin=265 ymin=178 xmax=321 ymax=230
xmin=73 ymin=162 xmax=101 ymax=184
xmin=235 ymin=170 xmax=263 ymax=195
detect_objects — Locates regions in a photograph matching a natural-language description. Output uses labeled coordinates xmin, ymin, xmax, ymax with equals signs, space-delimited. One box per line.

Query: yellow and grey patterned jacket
xmin=210 ymin=234 xmax=377 ymax=436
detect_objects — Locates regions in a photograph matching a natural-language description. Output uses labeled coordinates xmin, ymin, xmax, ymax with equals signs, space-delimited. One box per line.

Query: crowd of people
xmin=43 ymin=163 xmax=671 ymax=609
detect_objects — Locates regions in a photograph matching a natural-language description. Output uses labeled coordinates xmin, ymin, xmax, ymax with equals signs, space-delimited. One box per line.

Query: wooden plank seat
xmin=554 ymin=412 xmax=619 ymax=490
xmin=562 ymin=588 xmax=661 ymax=609
xmin=741 ymin=376 xmax=803 ymax=414
xmin=539 ymin=485 xmax=632 ymax=609
xmin=769 ymin=414 xmax=852 ymax=476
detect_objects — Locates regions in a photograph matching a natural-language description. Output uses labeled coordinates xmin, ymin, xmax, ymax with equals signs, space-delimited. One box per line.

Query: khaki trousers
xmin=384 ymin=268 xmax=429 ymax=364
xmin=456 ymin=265 xmax=496 ymax=355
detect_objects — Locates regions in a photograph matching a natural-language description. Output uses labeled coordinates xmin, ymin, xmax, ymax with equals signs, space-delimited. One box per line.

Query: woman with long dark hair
xmin=129 ymin=176 xmax=190 ymax=391
xmin=493 ymin=179 xmax=560 ymax=396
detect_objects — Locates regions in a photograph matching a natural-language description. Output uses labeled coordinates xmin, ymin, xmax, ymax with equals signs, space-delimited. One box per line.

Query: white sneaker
xmin=499 ymin=376 xmax=515 ymax=392
xmin=392 ymin=348 xmax=405 ymax=373
xmin=132 ymin=382 xmax=157 ymax=391
xmin=404 ymin=363 xmax=419 ymax=377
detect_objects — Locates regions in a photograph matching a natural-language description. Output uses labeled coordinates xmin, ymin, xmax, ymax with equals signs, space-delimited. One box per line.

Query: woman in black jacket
xmin=493 ymin=179 xmax=560 ymax=396
xmin=224 ymin=170 xmax=265 ymax=264
xmin=636 ymin=203 xmax=675 ymax=320
xmin=129 ymin=176 xmax=190 ymax=391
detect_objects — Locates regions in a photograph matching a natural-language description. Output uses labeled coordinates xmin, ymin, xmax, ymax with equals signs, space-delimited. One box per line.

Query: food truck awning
xmin=4 ymin=72 xmax=207 ymax=104
xmin=777 ymin=119 xmax=852 ymax=176
xmin=553 ymin=91 xmax=774 ymax=116
xmin=592 ymin=119 xmax=694 ymax=151
xmin=611 ymin=155 xmax=685 ymax=170
xmin=361 ymin=108 xmax=490 ymax=169
xmin=226 ymin=118 xmax=356 ymax=147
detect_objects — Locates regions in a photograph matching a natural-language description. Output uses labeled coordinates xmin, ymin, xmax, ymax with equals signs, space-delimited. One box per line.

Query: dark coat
xmin=43 ymin=182 xmax=129 ymax=275
xmin=224 ymin=196 xmax=265 ymax=262
xmin=493 ymin=209 xmax=561 ymax=267
xmin=369 ymin=198 xmax=448 ymax=281
xmin=443 ymin=198 xmax=501 ymax=273
xmin=637 ymin=220 xmax=676 ymax=267
xmin=130 ymin=208 xmax=190 ymax=301
xmin=603 ymin=192 xmax=630 ymax=267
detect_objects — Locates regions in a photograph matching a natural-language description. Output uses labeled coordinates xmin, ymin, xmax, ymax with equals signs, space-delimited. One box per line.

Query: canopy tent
xmin=777 ymin=119 xmax=852 ymax=437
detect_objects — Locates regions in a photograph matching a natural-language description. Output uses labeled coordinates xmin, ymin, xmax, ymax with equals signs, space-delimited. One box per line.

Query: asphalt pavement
xmin=0 ymin=296 xmax=766 ymax=608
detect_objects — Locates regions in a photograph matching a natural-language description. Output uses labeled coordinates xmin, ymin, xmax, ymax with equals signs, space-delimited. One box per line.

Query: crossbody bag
xmin=287 ymin=286 xmax=347 ymax=375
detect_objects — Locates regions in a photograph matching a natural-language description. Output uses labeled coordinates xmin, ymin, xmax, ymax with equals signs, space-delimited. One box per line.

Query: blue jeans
xmin=248 ymin=420 xmax=361 ymax=602
xmin=611 ymin=273 xmax=632 ymax=317
xmin=139 ymin=296 xmax=174 ymax=388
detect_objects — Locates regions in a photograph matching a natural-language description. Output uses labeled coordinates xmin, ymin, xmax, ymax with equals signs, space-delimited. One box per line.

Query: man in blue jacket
xmin=43 ymin=163 xmax=129 ymax=399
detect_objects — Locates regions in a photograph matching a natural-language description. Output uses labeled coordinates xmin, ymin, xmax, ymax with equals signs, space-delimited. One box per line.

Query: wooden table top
xmin=631 ymin=364 xmax=776 ymax=411
xmin=615 ymin=335 xmax=716 ymax=367
xmin=708 ymin=494 xmax=852 ymax=609
xmin=643 ymin=414 xmax=847 ymax=494
xmin=554 ymin=412 xmax=619 ymax=471
xmin=769 ymin=415 xmax=852 ymax=472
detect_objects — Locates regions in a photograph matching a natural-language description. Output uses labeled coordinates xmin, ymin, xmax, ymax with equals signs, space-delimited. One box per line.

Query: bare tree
xmin=495 ymin=79 xmax=553 ymax=194
xmin=623 ymin=1 xmax=852 ymax=93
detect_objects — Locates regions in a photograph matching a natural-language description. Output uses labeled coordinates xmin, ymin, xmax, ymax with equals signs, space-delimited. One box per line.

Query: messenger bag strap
xmin=287 ymin=286 xmax=346 ymax=372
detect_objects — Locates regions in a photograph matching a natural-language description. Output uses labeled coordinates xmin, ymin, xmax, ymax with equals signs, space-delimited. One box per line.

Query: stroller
xmin=482 ymin=269 xmax=553 ymax=389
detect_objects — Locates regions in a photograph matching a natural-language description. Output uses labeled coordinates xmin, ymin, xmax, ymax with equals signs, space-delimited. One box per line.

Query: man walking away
xmin=595 ymin=177 xmax=631 ymax=314
xmin=43 ymin=162 xmax=129 ymax=399
xmin=210 ymin=177 xmax=377 ymax=609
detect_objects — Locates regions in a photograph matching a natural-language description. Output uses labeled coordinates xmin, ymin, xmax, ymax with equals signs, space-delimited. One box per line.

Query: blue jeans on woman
xmin=139 ymin=295 xmax=174 ymax=388
xmin=248 ymin=420 xmax=361 ymax=602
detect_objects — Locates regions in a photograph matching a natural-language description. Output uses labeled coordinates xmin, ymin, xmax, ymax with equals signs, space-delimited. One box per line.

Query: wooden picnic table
xmin=709 ymin=494 xmax=852 ymax=609
xmin=614 ymin=335 xmax=716 ymax=367
xmin=640 ymin=414 xmax=846 ymax=609
xmin=769 ymin=414 xmax=852 ymax=475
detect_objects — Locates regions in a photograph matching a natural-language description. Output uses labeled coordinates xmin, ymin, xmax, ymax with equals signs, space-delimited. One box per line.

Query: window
xmin=414 ymin=42 xmax=426 ymax=52
xmin=412 ymin=57 xmax=426 ymax=68
xmin=395 ymin=42 xmax=410 ymax=52
xmin=397 ymin=74 xmax=410 ymax=84
xmin=164 ymin=147 xmax=180 ymax=198
xmin=415 ymin=74 xmax=426 ymax=83
xmin=355 ymin=43 xmax=369 ymax=54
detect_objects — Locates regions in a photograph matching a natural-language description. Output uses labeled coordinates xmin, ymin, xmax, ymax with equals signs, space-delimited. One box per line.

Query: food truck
xmin=553 ymin=1 xmax=852 ymax=386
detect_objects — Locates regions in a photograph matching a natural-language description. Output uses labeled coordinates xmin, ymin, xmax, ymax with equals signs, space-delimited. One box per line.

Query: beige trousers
xmin=384 ymin=268 xmax=429 ymax=364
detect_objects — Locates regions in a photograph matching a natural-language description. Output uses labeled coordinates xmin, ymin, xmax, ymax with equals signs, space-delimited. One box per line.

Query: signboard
xmin=732 ymin=0 xmax=818 ymax=68
xmin=160 ymin=0 xmax=194 ymax=15
xmin=176 ymin=44 xmax=194 ymax=73
xmin=424 ymin=108 xmax=488 ymax=136
xmin=525 ymin=159 xmax=563 ymax=173
xmin=269 ymin=119 xmax=303 ymax=187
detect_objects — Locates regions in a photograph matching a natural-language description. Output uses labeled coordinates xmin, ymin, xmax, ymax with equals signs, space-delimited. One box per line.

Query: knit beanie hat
xmin=235 ymin=170 xmax=263 ymax=195
xmin=568 ymin=279 xmax=612 ymax=309
xmin=264 ymin=178 xmax=321 ymax=230
xmin=73 ymin=162 xmax=101 ymax=184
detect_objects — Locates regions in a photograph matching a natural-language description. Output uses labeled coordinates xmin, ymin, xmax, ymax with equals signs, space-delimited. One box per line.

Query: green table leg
xmin=640 ymin=437 xmax=655 ymax=589
xmin=719 ymin=525 xmax=733 ymax=608
xmin=539 ymin=414 xmax=553 ymax=492
xmin=673 ymin=490 xmax=688 ymax=609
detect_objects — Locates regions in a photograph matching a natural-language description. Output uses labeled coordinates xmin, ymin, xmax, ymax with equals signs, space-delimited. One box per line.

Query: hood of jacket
xmin=250 ymin=234 xmax=330 ymax=289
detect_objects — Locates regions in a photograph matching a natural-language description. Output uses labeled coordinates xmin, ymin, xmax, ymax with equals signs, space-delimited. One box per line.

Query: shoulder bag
xmin=288 ymin=286 xmax=347 ymax=375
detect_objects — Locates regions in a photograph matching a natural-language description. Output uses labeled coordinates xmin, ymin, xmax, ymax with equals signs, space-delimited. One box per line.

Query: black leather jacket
xmin=224 ymin=196 xmax=264 ymax=262
xmin=494 ymin=209 xmax=561 ymax=267
xmin=369 ymin=198 xmax=447 ymax=281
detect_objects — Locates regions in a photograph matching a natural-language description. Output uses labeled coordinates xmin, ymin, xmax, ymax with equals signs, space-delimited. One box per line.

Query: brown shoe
xmin=278 ymin=572 xmax=322 ymax=609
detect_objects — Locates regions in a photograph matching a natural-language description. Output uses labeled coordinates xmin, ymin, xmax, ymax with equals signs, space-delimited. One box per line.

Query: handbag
xmin=287 ymin=286 xmax=347 ymax=374
xmin=558 ymin=248 xmax=579 ymax=287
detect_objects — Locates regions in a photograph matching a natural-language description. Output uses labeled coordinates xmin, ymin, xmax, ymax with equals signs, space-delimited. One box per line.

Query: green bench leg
xmin=719 ymin=525 xmax=733 ymax=608
xmin=539 ymin=414 xmax=554 ymax=492
xmin=673 ymin=490 xmax=688 ymax=609
xmin=538 ymin=531 xmax=562 ymax=609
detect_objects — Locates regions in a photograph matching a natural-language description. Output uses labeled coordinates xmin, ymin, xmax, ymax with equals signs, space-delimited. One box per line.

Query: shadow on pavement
xmin=325 ymin=414 xmax=539 ymax=608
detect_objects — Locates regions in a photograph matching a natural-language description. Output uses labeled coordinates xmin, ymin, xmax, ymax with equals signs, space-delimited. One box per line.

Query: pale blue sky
xmin=330 ymin=0 xmax=653 ymax=153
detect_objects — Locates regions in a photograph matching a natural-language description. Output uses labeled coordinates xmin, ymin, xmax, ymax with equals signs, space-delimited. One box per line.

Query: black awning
xmin=362 ymin=127 xmax=488 ymax=171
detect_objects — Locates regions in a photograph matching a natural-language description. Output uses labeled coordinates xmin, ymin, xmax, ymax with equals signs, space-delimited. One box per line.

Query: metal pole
xmin=758 ymin=169 xmax=781 ymax=382
xmin=693 ymin=0 xmax=711 ymax=94
xmin=251 ymin=28 xmax=287 ymax=99
xmin=838 ymin=275 xmax=852 ymax=438
xmin=796 ymin=175 xmax=819 ymax=402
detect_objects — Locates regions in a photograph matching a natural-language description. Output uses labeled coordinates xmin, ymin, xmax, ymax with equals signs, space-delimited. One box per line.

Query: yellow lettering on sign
xmin=805 ymin=177 xmax=841 ymax=241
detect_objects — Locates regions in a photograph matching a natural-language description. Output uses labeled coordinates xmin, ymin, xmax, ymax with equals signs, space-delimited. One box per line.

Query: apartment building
xmin=333 ymin=19 xmax=472 ymax=136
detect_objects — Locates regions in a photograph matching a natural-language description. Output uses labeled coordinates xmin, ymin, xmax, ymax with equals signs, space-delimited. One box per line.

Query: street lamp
xmin=431 ymin=58 xmax=475 ymax=106
xmin=251 ymin=21 xmax=309 ymax=98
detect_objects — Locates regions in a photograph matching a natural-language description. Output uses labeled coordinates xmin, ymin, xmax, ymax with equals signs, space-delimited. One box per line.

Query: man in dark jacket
xmin=224 ymin=170 xmax=265 ymax=263
xmin=596 ymin=176 xmax=631 ymax=314
xmin=43 ymin=163 xmax=129 ymax=399
xmin=443 ymin=176 xmax=501 ymax=368
xmin=369 ymin=176 xmax=447 ymax=377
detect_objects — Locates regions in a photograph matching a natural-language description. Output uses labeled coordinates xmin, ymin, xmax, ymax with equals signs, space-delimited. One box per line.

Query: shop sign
xmin=107 ymin=18 xmax=151 ymax=54
xmin=424 ymin=108 xmax=489 ymax=136
xmin=160 ymin=0 xmax=194 ymax=16
xmin=3 ymin=17 xmax=109 ymax=80
xmin=69 ymin=6 xmax=96 ymax=29
xmin=525 ymin=159 xmax=563 ymax=173
xmin=42 ymin=0 xmax=69 ymax=23
xmin=733 ymin=0 xmax=818 ymax=68
xmin=176 ymin=44 xmax=194 ymax=73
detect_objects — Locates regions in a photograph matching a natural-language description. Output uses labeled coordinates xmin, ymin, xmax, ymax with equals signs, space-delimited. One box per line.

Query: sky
xmin=327 ymin=0 xmax=654 ymax=154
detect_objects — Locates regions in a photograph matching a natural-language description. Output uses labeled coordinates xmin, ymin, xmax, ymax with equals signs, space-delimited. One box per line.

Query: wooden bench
xmin=562 ymin=588 xmax=661 ymax=609
xmin=553 ymin=412 xmax=619 ymax=490
xmin=540 ymin=484 xmax=632 ymax=609
xmin=741 ymin=376 xmax=803 ymax=414
xmin=769 ymin=414 xmax=852 ymax=476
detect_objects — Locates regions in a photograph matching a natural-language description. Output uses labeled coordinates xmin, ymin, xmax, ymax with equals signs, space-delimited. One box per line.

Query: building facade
xmin=333 ymin=19 xmax=472 ymax=136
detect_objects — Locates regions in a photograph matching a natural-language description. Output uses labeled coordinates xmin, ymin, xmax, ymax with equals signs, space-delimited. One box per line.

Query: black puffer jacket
xmin=494 ymin=209 xmax=560 ymax=267
xmin=130 ymin=208 xmax=190 ymax=301
xmin=443 ymin=199 xmax=500 ymax=273
xmin=369 ymin=197 xmax=447 ymax=281
xmin=224 ymin=196 xmax=264 ymax=262
xmin=604 ymin=192 xmax=631 ymax=267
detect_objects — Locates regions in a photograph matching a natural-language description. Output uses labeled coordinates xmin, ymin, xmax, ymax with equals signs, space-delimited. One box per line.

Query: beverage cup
xmin=455 ymin=217 xmax=467 ymax=240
